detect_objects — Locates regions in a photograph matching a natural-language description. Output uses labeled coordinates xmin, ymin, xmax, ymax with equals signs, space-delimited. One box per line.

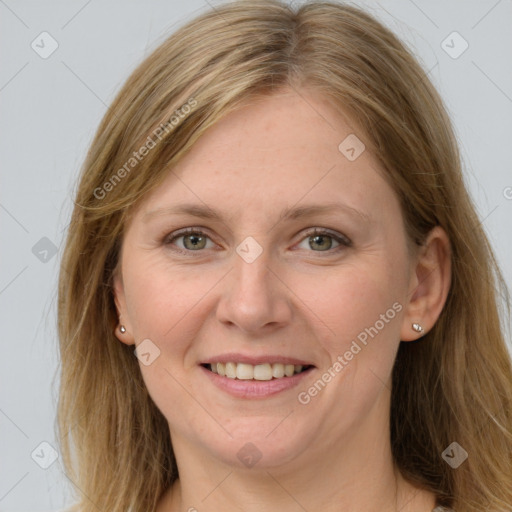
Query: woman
xmin=57 ymin=1 xmax=512 ymax=511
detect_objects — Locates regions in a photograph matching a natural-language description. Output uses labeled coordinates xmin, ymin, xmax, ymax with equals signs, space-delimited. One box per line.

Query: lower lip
xmin=199 ymin=365 xmax=314 ymax=399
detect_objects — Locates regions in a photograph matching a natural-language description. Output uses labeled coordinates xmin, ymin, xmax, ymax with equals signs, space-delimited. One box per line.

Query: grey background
xmin=1 ymin=0 xmax=511 ymax=510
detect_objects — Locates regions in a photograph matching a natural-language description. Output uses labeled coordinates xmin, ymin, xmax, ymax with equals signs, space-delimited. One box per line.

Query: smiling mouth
xmin=201 ymin=362 xmax=313 ymax=381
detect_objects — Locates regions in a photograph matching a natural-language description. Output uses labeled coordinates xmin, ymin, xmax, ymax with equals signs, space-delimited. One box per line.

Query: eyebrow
xmin=142 ymin=202 xmax=372 ymax=225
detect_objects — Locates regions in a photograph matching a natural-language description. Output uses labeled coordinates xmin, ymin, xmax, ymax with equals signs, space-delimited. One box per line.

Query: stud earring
xmin=412 ymin=322 xmax=424 ymax=335
xmin=119 ymin=325 xmax=126 ymax=334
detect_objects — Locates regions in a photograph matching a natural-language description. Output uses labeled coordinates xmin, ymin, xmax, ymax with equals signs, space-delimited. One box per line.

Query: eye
xmin=295 ymin=228 xmax=351 ymax=253
xmin=165 ymin=228 xmax=215 ymax=252
xmin=163 ymin=227 xmax=351 ymax=255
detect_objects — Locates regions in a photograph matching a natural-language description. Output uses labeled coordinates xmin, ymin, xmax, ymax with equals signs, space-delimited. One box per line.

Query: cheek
xmin=293 ymin=256 xmax=407 ymax=429
xmin=122 ymin=254 xmax=224 ymax=347
xmin=297 ymin=255 xmax=407 ymax=360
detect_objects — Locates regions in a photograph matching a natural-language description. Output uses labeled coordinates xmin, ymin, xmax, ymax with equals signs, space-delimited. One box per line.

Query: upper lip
xmin=201 ymin=353 xmax=315 ymax=367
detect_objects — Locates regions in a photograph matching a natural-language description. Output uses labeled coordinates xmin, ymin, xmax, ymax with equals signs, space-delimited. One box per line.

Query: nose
xmin=215 ymin=246 xmax=293 ymax=334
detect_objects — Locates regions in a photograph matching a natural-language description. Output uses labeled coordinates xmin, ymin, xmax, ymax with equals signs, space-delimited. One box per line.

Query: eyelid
xmin=163 ymin=226 xmax=352 ymax=254
xmin=301 ymin=227 xmax=352 ymax=248
xmin=163 ymin=227 xmax=217 ymax=252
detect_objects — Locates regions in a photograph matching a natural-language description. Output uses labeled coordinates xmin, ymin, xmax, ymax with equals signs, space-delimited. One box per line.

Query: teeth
xmin=272 ymin=363 xmax=285 ymax=378
xmin=236 ymin=363 xmax=253 ymax=380
xmin=208 ymin=362 xmax=308 ymax=380
xmin=284 ymin=364 xmax=295 ymax=377
xmin=253 ymin=363 xmax=272 ymax=381
xmin=225 ymin=362 xmax=237 ymax=379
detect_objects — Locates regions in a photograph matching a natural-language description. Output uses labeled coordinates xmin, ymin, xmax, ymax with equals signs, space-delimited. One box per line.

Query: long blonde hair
xmin=56 ymin=1 xmax=512 ymax=510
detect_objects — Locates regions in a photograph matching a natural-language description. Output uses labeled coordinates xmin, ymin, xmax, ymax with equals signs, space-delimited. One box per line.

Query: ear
xmin=400 ymin=226 xmax=451 ymax=341
xmin=112 ymin=266 xmax=135 ymax=346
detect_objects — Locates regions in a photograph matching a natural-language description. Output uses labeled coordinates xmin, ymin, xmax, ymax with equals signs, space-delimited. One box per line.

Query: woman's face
xmin=114 ymin=87 xmax=419 ymax=470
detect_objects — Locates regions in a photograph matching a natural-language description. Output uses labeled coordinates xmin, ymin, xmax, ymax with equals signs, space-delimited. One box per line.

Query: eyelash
xmin=163 ymin=227 xmax=352 ymax=256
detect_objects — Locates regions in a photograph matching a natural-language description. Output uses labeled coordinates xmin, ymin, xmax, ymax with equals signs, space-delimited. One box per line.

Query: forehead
xmin=135 ymin=88 xmax=397 ymax=226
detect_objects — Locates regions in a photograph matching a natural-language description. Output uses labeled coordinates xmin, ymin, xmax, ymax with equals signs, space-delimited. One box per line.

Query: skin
xmin=113 ymin=87 xmax=451 ymax=512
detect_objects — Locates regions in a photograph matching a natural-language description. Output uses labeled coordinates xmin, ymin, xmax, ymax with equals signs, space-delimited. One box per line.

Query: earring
xmin=119 ymin=325 xmax=126 ymax=334
xmin=412 ymin=322 xmax=424 ymax=335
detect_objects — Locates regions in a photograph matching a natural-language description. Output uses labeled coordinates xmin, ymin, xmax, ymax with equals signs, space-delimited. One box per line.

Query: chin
xmin=200 ymin=417 xmax=316 ymax=470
